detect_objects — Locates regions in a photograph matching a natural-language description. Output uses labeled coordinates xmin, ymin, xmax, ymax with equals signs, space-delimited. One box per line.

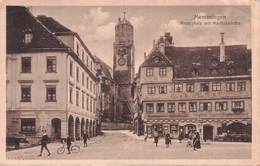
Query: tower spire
xmin=123 ymin=8 xmax=126 ymax=20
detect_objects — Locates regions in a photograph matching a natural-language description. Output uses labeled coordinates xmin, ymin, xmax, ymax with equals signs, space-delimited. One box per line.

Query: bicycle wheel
xmin=71 ymin=145 xmax=80 ymax=153
xmin=57 ymin=146 xmax=65 ymax=154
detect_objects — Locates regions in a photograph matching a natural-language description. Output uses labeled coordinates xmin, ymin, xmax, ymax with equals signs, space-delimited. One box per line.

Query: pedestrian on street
xmin=38 ymin=130 xmax=51 ymax=157
xmin=83 ymin=131 xmax=90 ymax=147
xmin=165 ymin=132 xmax=171 ymax=148
xmin=193 ymin=131 xmax=201 ymax=151
xmin=66 ymin=135 xmax=72 ymax=154
xmin=153 ymin=129 xmax=159 ymax=147
xmin=178 ymin=129 xmax=184 ymax=143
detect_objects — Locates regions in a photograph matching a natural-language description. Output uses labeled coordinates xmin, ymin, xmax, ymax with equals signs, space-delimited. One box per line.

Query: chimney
xmin=220 ymin=32 xmax=225 ymax=62
xmin=144 ymin=52 xmax=147 ymax=60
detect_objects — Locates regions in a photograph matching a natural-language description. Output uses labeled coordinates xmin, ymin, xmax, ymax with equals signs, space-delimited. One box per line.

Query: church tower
xmin=113 ymin=12 xmax=135 ymax=122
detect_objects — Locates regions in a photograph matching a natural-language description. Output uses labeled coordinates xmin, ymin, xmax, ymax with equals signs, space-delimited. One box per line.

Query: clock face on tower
xmin=118 ymin=57 xmax=126 ymax=66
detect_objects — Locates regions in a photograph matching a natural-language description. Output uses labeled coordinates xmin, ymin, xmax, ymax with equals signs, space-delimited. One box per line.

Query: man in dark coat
xmin=165 ymin=133 xmax=171 ymax=148
xmin=83 ymin=132 xmax=89 ymax=147
xmin=193 ymin=131 xmax=201 ymax=150
xmin=38 ymin=130 xmax=51 ymax=156
xmin=66 ymin=135 xmax=72 ymax=154
xmin=178 ymin=129 xmax=184 ymax=143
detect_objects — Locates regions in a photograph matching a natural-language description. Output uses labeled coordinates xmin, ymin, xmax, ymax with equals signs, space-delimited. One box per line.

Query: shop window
xmin=147 ymin=86 xmax=156 ymax=94
xmin=189 ymin=102 xmax=197 ymax=112
xmin=212 ymin=82 xmax=221 ymax=91
xmin=46 ymin=56 xmax=56 ymax=73
xmin=146 ymin=68 xmax=153 ymax=77
xmin=21 ymin=57 xmax=31 ymax=73
xmin=200 ymin=83 xmax=209 ymax=92
xmin=21 ymin=86 xmax=31 ymax=102
xmin=159 ymin=68 xmax=167 ymax=77
xmin=199 ymin=102 xmax=212 ymax=111
xmin=146 ymin=103 xmax=154 ymax=113
xmin=174 ymin=83 xmax=183 ymax=92
xmin=21 ymin=118 xmax=35 ymax=133
xmin=159 ymin=85 xmax=167 ymax=94
xmin=157 ymin=103 xmax=165 ymax=112
xmin=237 ymin=82 xmax=246 ymax=91
xmin=167 ymin=103 xmax=175 ymax=112
xmin=186 ymin=83 xmax=194 ymax=92
xmin=232 ymin=101 xmax=245 ymax=113
xmin=46 ymin=86 xmax=56 ymax=102
xmin=226 ymin=82 xmax=235 ymax=91
xmin=215 ymin=102 xmax=227 ymax=111
xmin=170 ymin=125 xmax=178 ymax=134
xmin=178 ymin=102 xmax=186 ymax=112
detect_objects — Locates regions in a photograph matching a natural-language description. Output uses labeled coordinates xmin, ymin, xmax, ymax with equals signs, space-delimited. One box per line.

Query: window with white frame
xmin=212 ymin=82 xmax=221 ymax=91
xmin=46 ymin=86 xmax=56 ymax=102
xmin=167 ymin=103 xmax=175 ymax=112
xmin=157 ymin=103 xmax=165 ymax=112
xmin=46 ymin=56 xmax=56 ymax=73
xmin=21 ymin=85 xmax=31 ymax=102
xmin=21 ymin=118 xmax=35 ymax=133
xmin=174 ymin=83 xmax=183 ymax=92
xmin=159 ymin=68 xmax=167 ymax=77
xmin=189 ymin=102 xmax=197 ymax=112
xmin=186 ymin=83 xmax=194 ymax=92
xmin=21 ymin=57 xmax=31 ymax=73
xmin=199 ymin=102 xmax=212 ymax=111
xmin=24 ymin=32 xmax=33 ymax=44
xmin=178 ymin=102 xmax=186 ymax=112
xmin=146 ymin=68 xmax=153 ymax=77
xmin=159 ymin=85 xmax=167 ymax=94
xmin=147 ymin=86 xmax=156 ymax=94
xmin=215 ymin=102 xmax=227 ymax=111
xmin=226 ymin=82 xmax=235 ymax=91
xmin=237 ymin=82 xmax=246 ymax=91
xmin=232 ymin=101 xmax=245 ymax=113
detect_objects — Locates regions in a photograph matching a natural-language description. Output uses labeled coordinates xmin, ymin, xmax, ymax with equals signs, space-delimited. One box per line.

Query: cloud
xmin=91 ymin=22 xmax=116 ymax=41
xmin=129 ymin=16 xmax=145 ymax=29
xmin=83 ymin=7 xmax=110 ymax=27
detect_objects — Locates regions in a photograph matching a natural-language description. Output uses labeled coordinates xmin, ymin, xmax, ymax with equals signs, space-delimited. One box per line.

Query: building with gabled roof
xmin=6 ymin=6 xmax=101 ymax=141
xmin=136 ymin=32 xmax=251 ymax=141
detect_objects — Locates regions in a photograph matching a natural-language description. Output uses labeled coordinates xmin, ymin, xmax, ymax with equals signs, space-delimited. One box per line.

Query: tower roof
xmin=116 ymin=11 xmax=133 ymax=27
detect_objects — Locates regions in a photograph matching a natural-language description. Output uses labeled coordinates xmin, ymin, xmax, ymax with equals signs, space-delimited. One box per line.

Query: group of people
xmin=38 ymin=130 xmax=90 ymax=156
xmin=152 ymin=129 xmax=201 ymax=150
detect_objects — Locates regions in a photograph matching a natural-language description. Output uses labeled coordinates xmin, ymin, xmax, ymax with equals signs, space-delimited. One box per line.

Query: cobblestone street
xmin=6 ymin=130 xmax=251 ymax=160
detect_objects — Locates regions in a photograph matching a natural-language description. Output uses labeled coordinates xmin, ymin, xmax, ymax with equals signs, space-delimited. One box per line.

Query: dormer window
xmin=24 ymin=29 xmax=33 ymax=44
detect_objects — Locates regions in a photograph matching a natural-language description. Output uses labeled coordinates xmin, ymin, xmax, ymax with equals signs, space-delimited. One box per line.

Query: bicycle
xmin=57 ymin=141 xmax=80 ymax=154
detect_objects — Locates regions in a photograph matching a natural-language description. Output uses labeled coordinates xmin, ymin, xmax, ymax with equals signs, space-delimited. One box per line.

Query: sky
xmin=30 ymin=6 xmax=250 ymax=73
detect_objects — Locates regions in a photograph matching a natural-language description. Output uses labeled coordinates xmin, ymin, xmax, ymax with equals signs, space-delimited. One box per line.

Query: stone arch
xmin=51 ymin=118 xmax=61 ymax=139
xmin=81 ymin=118 xmax=85 ymax=137
xmin=203 ymin=124 xmax=214 ymax=141
xmin=75 ymin=117 xmax=80 ymax=140
xmin=89 ymin=120 xmax=93 ymax=137
xmin=86 ymin=119 xmax=89 ymax=137
xmin=68 ymin=115 xmax=74 ymax=139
